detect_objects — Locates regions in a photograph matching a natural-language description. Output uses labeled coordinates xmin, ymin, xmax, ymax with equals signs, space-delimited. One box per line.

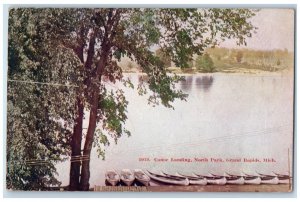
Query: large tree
xmin=7 ymin=8 xmax=256 ymax=191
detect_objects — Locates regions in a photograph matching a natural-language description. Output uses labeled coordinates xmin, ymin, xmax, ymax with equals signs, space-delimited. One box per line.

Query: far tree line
xmin=124 ymin=47 xmax=293 ymax=73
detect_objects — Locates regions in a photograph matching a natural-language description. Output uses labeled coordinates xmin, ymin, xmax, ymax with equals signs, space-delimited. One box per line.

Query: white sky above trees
xmin=219 ymin=9 xmax=295 ymax=52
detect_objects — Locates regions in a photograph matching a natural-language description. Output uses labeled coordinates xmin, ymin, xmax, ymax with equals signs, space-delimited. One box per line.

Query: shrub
xmin=195 ymin=53 xmax=215 ymax=73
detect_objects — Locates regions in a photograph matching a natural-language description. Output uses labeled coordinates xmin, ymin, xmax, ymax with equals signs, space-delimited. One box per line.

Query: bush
xmin=195 ymin=53 xmax=215 ymax=73
xmin=276 ymin=59 xmax=281 ymax=66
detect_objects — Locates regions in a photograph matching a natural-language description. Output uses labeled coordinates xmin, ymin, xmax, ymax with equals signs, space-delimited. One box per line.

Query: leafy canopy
xmin=7 ymin=8 xmax=256 ymax=190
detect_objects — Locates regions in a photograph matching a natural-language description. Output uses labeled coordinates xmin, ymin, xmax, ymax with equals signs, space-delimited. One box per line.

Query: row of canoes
xmin=105 ymin=169 xmax=291 ymax=186
xmin=105 ymin=169 xmax=150 ymax=186
xmin=148 ymin=171 xmax=291 ymax=186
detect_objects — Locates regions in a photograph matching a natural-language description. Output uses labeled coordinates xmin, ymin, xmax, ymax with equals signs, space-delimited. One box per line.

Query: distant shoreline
xmin=122 ymin=67 xmax=293 ymax=76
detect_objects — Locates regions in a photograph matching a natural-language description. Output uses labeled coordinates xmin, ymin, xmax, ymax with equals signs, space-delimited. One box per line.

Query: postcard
xmin=6 ymin=7 xmax=294 ymax=192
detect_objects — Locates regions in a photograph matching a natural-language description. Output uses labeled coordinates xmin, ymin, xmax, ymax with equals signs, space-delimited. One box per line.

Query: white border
xmin=0 ymin=0 xmax=298 ymax=201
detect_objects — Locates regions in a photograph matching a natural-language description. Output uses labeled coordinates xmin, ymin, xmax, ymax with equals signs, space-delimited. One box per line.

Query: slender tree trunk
xmin=69 ymin=98 xmax=84 ymax=191
xmin=78 ymin=48 xmax=108 ymax=190
xmin=79 ymin=93 xmax=99 ymax=191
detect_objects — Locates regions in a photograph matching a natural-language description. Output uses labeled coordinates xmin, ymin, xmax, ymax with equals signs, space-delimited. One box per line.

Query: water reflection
xmin=179 ymin=76 xmax=193 ymax=92
xmin=195 ymin=76 xmax=214 ymax=92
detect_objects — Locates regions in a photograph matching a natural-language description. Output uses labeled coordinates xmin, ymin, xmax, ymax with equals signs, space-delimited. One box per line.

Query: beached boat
xmin=256 ymin=172 xmax=279 ymax=184
xmin=120 ymin=169 xmax=135 ymax=186
xmin=105 ymin=170 xmax=120 ymax=186
xmin=272 ymin=172 xmax=291 ymax=184
xmin=226 ymin=172 xmax=261 ymax=185
xmin=209 ymin=172 xmax=244 ymax=185
xmin=244 ymin=176 xmax=261 ymax=185
xmin=133 ymin=169 xmax=150 ymax=186
xmin=224 ymin=174 xmax=245 ymax=185
xmin=146 ymin=171 xmax=189 ymax=186
xmin=163 ymin=172 xmax=207 ymax=185
xmin=260 ymin=176 xmax=279 ymax=184
xmin=240 ymin=172 xmax=262 ymax=185
xmin=193 ymin=173 xmax=226 ymax=185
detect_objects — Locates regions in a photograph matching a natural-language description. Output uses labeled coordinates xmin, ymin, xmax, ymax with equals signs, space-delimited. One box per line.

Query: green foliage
xmin=195 ymin=53 xmax=215 ymax=73
xmin=7 ymin=8 xmax=257 ymax=190
xmin=205 ymin=47 xmax=294 ymax=72
xmin=7 ymin=8 xmax=81 ymax=190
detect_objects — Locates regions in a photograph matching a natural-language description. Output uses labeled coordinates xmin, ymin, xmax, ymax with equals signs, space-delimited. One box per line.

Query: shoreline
xmin=122 ymin=68 xmax=293 ymax=77
xmin=93 ymin=184 xmax=291 ymax=192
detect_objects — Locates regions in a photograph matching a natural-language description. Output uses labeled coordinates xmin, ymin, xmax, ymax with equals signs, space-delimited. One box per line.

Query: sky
xmin=220 ymin=9 xmax=295 ymax=52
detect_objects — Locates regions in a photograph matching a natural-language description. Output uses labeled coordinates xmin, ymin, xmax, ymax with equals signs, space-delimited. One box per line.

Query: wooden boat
xmin=105 ymin=170 xmax=120 ymax=186
xmin=146 ymin=170 xmax=189 ymax=186
xmin=223 ymin=173 xmax=245 ymax=185
xmin=163 ymin=172 xmax=207 ymax=185
xmin=133 ymin=169 xmax=150 ymax=186
xmin=120 ymin=169 xmax=135 ymax=186
xmin=272 ymin=172 xmax=292 ymax=184
xmin=256 ymin=172 xmax=279 ymax=184
xmin=260 ymin=176 xmax=279 ymax=184
xmin=209 ymin=172 xmax=244 ymax=185
xmin=193 ymin=172 xmax=226 ymax=185
xmin=240 ymin=172 xmax=261 ymax=185
xmin=244 ymin=176 xmax=261 ymax=185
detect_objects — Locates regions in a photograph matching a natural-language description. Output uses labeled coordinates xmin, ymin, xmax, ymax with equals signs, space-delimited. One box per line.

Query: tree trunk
xmin=69 ymin=98 xmax=84 ymax=191
xmin=79 ymin=93 xmax=99 ymax=191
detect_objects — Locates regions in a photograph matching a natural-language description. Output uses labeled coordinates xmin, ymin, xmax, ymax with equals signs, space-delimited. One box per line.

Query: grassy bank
xmin=120 ymin=47 xmax=294 ymax=74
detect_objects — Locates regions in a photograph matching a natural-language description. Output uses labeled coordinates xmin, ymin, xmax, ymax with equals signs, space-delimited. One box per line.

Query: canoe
xmin=256 ymin=171 xmax=277 ymax=177
xmin=193 ymin=173 xmax=226 ymax=185
xmin=244 ymin=176 xmax=262 ymax=184
xmin=133 ymin=169 xmax=150 ymax=186
xmin=209 ymin=172 xmax=244 ymax=185
xmin=145 ymin=171 xmax=189 ymax=186
xmin=176 ymin=172 xmax=207 ymax=185
xmin=255 ymin=172 xmax=279 ymax=184
xmin=162 ymin=171 xmax=187 ymax=179
xmin=105 ymin=170 xmax=120 ymax=186
xmin=240 ymin=172 xmax=263 ymax=184
xmin=226 ymin=172 xmax=261 ymax=185
xmin=163 ymin=172 xmax=207 ymax=185
xmin=225 ymin=176 xmax=245 ymax=185
xmin=272 ymin=172 xmax=292 ymax=184
xmin=177 ymin=172 xmax=200 ymax=178
xmin=120 ymin=169 xmax=135 ymax=186
xmin=216 ymin=172 xmax=244 ymax=185
xmin=260 ymin=176 xmax=279 ymax=184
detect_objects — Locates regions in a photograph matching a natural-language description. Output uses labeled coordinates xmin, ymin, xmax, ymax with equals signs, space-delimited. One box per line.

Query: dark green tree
xmin=8 ymin=8 xmax=256 ymax=191
xmin=195 ymin=53 xmax=215 ymax=72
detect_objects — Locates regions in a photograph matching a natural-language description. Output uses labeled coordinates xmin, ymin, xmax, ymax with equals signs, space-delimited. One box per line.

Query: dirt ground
xmin=94 ymin=184 xmax=291 ymax=192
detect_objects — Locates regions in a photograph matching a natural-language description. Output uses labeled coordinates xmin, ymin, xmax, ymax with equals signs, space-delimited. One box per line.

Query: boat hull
xmin=278 ymin=179 xmax=290 ymax=184
xmin=244 ymin=177 xmax=261 ymax=185
xmin=189 ymin=178 xmax=207 ymax=185
xmin=146 ymin=171 xmax=189 ymax=186
xmin=105 ymin=170 xmax=120 ymax=186
xmin=120 ymin=169 xmax=135 ymax=186
xmin=207 ymin=177 xmax=227 ymax=185
xmin=261 ymin=177 xmax=279 ymax=184
xmin=226 ymin=177 xmax=245 ymax=185
xmin=134 ymin=169 xmax=150 ymax=186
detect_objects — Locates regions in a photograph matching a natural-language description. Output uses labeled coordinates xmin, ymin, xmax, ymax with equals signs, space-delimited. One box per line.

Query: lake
xmin=56 ymin=72 xmax=294 ymax=187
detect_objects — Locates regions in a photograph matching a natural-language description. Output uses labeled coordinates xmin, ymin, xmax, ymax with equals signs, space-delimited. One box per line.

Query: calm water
xmin=56 ymin=72 xmax=294 ymax=186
